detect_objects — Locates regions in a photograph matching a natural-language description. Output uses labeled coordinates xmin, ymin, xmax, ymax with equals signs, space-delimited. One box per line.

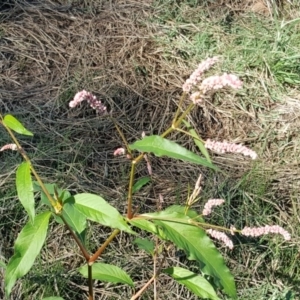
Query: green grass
xmin=152 ymin=1 xmax=300 ymax=99
xmin=1 ymin=0 xmax=299 ymax=299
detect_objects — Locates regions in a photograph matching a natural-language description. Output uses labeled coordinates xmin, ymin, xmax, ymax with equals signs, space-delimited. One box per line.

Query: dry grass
xmin=1 ymin=0 xmax=299 ymax=299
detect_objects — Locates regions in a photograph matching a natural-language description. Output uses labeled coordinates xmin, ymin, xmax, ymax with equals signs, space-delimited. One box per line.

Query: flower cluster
xmin=182 ymin=57 xmax=242 ymax=104
xmin=69 ymin=90 xmax=107 ymax=114
xmin=241 ymin=225 xmax=291 ymax=241
xmin=205 ymin=139 xmax=257 ymax=160
xmin=206 ymin=229 xmax=233 ymax=250
xmin=0 ymin=143 xmax=18 ymax=151
xmin=202 ymin=199 xmax=225 ymax=216
xmin=182 ymin=57 xmax=219 ymax=93
xmin=113 ymin=148 xmax=125 ymax=156
xmin=206 ymin=223 xmax=291 ymax=250
xmin=200 ymin=73 xmax=242 ymax=93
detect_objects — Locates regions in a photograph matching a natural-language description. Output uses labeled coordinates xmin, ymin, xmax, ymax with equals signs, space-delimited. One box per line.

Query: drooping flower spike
xmin=0 ymin=143 xmax=18 ymax=151
xmin=241 ymin=225 xmax=291 ymax=241
xmin=206 ymin=229 xmax=234 ymax=250
xmin=205 ymin=139 xmax=257 ymax=160
xmin=202 ymin=199 xmax=225 ymax=216
xmin=69 ymin=90 xmax=107 ymax=115
xmin=182 ymin=57 xmax=219 ymax=93
xmin=183 ymin=57 xmax=242 ymax=104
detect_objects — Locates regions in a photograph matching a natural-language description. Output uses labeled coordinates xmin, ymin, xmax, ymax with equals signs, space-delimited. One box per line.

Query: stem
xmin=1 ymin=119 xmax=60 ymax=212
xmin=131 ymin=251 xmax=166 ymax=300
xmin=110 ymin=117 xmax=132 ymax=155
xmin=128 ymin=102 xmax=195 ymax=217
xmin=174 ymin=127 xmax=205 ymax=143
xmin=132 ymin=214 xmax=237 ymax=234
xmin=88 ymin=265 xmax=93 ymax=300
xmin=127 ymin=162 xmax=136 ymax=219
xmin=161 ymin=102 xmax=195 ymax=138
xmin=172 ymin=92 xmax=187 ymax=125
xmin=89 ymin=229 xmax=120 ymax=264
xmin=130 ymin=275 xmax=155 ymax=300
xmin=60 ymin=215 xmax=90 ymax=261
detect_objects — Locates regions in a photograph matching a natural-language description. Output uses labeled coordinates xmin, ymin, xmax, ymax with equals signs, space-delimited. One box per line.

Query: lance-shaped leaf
xmin=70 ymin=193 xmax=135 ymax=234
xmin=140 ymin=209 xmax=237 ymax=298
xmin=129 ymin=218 xmax=167 ymax=240
xmin=42 ymin=297 xmax=65 ymax=300
xmin=62 ymin=202 xmax=87 ymax=244
xmin=133 ymin=176 xmax=151 ymax=193
xmin=164 ymin=267 xmax=220 ymax=300
xmin=3 ymin=114 xmax=33 ymax=136
xmin=182 ymin=119 xmax=212 ymax=163
xmin=79 ymin=263 xmax=134 ymax=287
xmin=133 ymin=238 xmax=155 ymax=255
xmin=16 ymin=161 xmax=35 ymax=222
xmin=129 ymin=135 xmax=217 ymax=170
xmin=5 ymin=211 xmax=51 ymax=297
xmin=161 ymin=205 xmax=205 ymax=222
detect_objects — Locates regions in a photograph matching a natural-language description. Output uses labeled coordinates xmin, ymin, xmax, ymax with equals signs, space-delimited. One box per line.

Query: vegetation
xmin=0 ymin=0 xmax=299 ymax=299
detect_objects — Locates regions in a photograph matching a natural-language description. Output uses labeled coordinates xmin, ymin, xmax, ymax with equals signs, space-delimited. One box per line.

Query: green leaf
xmin=182 ymin=119 xmax=212 ymax=163
xmin=141 ymin=210 xmax=236 ymax=298
xmin=3 ymin=114 xmax=33 ymax=136
xmin=42 ymin=297 xmax=65 ymax=300
xmin=129 ymin=135 xmax=218 ymax=170
xmin=5 ymin=211 xmax=51 ymax=297
xmin=70 ymin=193 xmax=135 ymax=235
xmin=164 ymin=267 xmax=220 ymax=300
xmin=163 ymin=205 xmax=205 ymax=222
xmin=133 ymin=238 xmax=154 ymax=255
xmin=16 ymin=162 xmax=35 ymax=222
xmin=33 ymin=182 xmax=71 ymax=206
xmin=133 ymin=176 xmax=151 ymax=193
xmin=0 ymin=260 xmax=6 ymax=269
xmin=129 ymin=218 xmax=166 ymax=239
xmin=62 ymin=202 xmax=87 ymax=244
xmin=79 ymin=263 xmax=134 ymax=287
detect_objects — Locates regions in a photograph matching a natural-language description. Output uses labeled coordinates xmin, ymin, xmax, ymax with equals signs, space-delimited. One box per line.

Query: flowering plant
xmin=1 ymin=58 xmax=290 ymax=300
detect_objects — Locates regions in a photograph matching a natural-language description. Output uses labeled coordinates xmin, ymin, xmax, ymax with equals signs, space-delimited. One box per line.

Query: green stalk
xmin=1 ymin=118 xmax=61 ymax=212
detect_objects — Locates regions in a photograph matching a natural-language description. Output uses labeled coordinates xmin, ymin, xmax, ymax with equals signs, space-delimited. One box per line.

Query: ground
xmin=0 ymin=0 xmax=299 ymax=299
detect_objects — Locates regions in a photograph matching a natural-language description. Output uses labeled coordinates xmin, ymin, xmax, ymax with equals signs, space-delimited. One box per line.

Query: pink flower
xmin=113 ymin=148 xmax=125 ymax=156
xmin=69 ymin=90 xmax=107 ymax=114
xmin=182 ymin=57 xmax=219 ymax=92
xmin=205 ymin=139 xmax=257 ymax=160
xmin=202 ymin=199 xmax=225 ymax=216
xmin=200 ymin=73 xmax=243 ymax=94
xmin=241 ymin=225 xmax=291 ymax=241
xmin=206 ymin=229 xmax=233 ymax=249
xmin=0 ymin=143 xmax=18 ymax=151
xmin=189 ymin=91 xmax=202 ymax=104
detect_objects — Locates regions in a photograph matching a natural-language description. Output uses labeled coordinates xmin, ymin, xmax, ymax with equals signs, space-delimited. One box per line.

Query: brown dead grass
xmin=0 ymin=0 xmax=299 ymax=299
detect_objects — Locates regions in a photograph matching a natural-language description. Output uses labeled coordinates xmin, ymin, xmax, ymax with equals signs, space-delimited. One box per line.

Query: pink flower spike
xmin=182 ymin=57 xmax=219 ymax=92
xmin=69 ymin=90 xmax=107 ymax=114
xmin=241 ymin=225 xmax=291 ymax=241
xmin=200 ymin=73 xmax=242 ymax=94
xmin=202 ymin=198 xmax=225 ymax=216
xmin=205 ymin=139 xmax=257 ymax=160
xmin=0 ymin=143 xmax=18 ymax=151
xmin=69 ymin=90 xmax=87 ymax=108
xmin=206 ymin=229 xmax=234 ymax=249
xmin=113 ymin=148 xmax=125 ymax=156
